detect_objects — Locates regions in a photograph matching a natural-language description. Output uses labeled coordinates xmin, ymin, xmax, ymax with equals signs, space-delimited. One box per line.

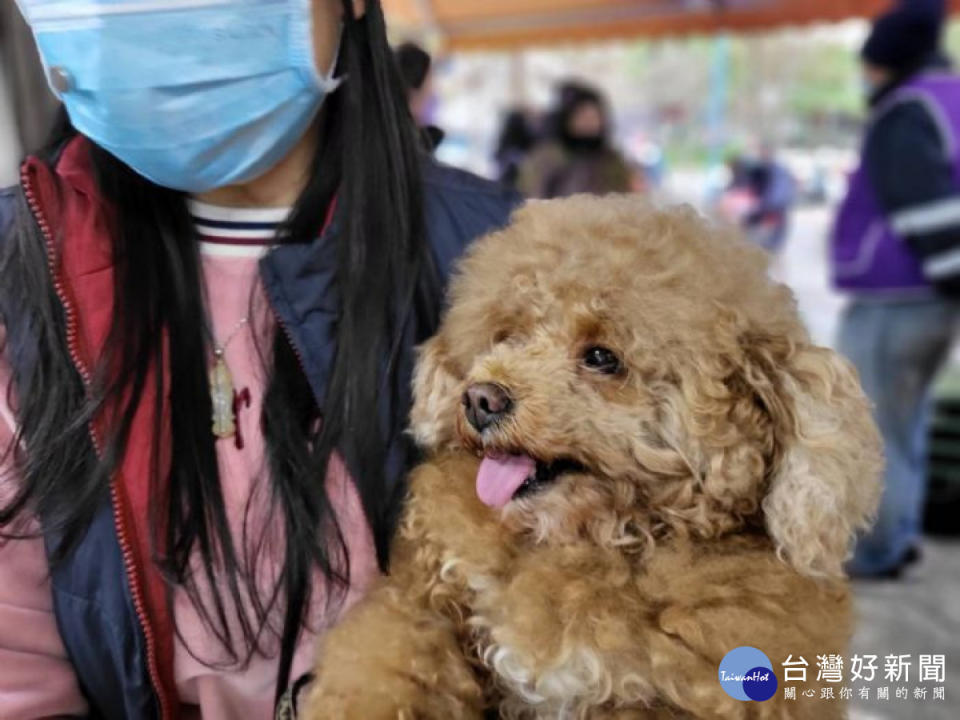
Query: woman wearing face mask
xmin=0 ymin=1 xmax=517 ymax=718
xmin=518 ymin=82 xmax=635 ymax=199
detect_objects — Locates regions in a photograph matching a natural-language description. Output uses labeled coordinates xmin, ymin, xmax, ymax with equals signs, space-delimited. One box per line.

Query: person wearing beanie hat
xmin=831 ymin=0 xmax=960 ymax=579
xmin=862 ymin=0 xmax=946 ymax=93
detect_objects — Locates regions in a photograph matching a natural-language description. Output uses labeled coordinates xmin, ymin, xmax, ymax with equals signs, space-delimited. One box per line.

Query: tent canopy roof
xmin=383 ymin=0 xmax=960 ymax=51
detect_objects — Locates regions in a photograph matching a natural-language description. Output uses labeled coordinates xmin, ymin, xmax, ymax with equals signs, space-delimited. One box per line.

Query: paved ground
xmin=849 ymin=540 xmax=960 ymax=720
xmin=774 ymin=206 xmax=846 ymax=348
xmin=0 ymin=61 xmax=21 ymax=187
xmin=780 ymin=208 xmax=960 ymax=719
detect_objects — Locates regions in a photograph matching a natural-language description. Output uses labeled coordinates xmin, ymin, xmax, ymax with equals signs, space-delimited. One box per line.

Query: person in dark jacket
xmin=0 ymin=1 xmax=517 ymax=718
xmin=720 ymin=148 xmax=796 ymax=253
xmin=493 ymin=108 xmax=538 ymax=190
xmin=742 ymin=147 xmax=796 ymax=253
xmin=518 ymin=81 xmax=635 ymax=199
xmin=394 ymin=41 xmax=445 ymax=152
xmin=831 ymin=0 xmax=959 ymax=578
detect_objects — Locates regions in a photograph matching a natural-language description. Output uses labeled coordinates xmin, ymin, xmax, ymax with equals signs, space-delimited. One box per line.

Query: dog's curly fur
xmin=303 ymin=196 xmax=883 ymax=719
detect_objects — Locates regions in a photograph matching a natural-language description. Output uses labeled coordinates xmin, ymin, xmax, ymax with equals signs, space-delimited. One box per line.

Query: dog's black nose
xmin=463 ymin=383 xmax=513 ymax=432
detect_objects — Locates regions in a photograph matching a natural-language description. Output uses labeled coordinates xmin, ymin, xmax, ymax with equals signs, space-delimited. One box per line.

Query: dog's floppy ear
xmin=410 ymin=335 xmax=463 ymax=451
xmin=747 ymin=340 xmax=882 ymax=578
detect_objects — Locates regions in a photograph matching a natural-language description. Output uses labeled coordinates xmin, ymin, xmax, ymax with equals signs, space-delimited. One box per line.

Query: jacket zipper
xmin=20 ymin=165 xmax=172 ymax=720
xmin=262 ymin=200 xmax=338 ymax=379
xmin=273 ymin=309 xmax=308 ymax=373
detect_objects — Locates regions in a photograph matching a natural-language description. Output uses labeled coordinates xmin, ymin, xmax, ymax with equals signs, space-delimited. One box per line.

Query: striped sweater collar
xmin=188 ymin=199 xmax=290 ymax=258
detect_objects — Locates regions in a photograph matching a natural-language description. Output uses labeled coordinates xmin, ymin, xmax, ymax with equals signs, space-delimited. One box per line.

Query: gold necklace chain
xmin=212 ymin=315 xmax=250 ymax=358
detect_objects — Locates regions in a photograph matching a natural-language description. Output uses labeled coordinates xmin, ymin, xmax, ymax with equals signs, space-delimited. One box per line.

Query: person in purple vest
xmin=832 ymin=0 xmax=960 ymax=578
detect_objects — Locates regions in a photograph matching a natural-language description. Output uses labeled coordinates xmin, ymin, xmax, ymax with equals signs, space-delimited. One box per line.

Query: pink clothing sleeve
xmin=0 ymin=336 xmax=89 ymax=718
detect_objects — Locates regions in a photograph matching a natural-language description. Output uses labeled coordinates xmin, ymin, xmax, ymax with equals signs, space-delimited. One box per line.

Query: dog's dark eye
xmin=582 ymin=346 xmax=622 ymax=374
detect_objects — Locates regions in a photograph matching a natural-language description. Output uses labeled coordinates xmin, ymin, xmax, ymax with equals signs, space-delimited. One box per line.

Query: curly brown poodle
xmin=303 ymin=196 xmax=882 ymax=719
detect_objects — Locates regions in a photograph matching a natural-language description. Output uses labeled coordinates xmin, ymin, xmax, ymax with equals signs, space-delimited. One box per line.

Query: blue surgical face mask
xmin=16 ymin=0 xmax=341 ymax=192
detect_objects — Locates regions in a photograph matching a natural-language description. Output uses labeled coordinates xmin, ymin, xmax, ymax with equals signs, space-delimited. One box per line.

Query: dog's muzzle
xmin=463 ymin=382 xmax=513 ymax=432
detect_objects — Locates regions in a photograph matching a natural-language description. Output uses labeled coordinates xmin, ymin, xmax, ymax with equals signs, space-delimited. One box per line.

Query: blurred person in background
xmin=518 ymin=81 xmax=635 ymax=198
xmin=0 ymin=51 xmax=17 ymax=187
xmin=743 ymin=145 xmax=796 ymax=253
xmin=0 ymin=0 xmax=59 ymax=158
xmin=0 ymin=1 xmax=516 ymax=717
xmin=394 ymin=41 xmax=444 ymax=151
xmin=718 ymin=147 xmax=796 ymax=253
xmin=716 ymin=153 xmax=753 ymax=221
xmin=831 ymin=0 xmax=959 ymax=579
xmin=493 ymin=108 xmax=538 ymax=190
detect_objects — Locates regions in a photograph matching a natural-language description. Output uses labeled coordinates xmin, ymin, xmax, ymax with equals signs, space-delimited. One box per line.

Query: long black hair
xmin=0 ymin=0 xmax=438 ymax=700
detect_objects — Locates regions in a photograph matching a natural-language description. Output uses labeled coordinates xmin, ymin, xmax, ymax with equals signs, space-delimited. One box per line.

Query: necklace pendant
xmin=210 ymin=356 xmax=236 ymax=439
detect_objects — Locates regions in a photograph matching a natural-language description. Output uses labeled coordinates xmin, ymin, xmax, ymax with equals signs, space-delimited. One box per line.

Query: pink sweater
xmin=0 ymin=203 xmax=379 ymax=719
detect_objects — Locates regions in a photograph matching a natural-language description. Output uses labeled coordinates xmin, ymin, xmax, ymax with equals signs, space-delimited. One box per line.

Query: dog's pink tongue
xmin=476 ymin=454 xmax=537 ymax=509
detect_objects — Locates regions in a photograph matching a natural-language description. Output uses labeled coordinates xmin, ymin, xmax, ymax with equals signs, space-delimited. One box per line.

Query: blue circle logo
xmin=718 ymin=647 xmax=778 ymax=702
